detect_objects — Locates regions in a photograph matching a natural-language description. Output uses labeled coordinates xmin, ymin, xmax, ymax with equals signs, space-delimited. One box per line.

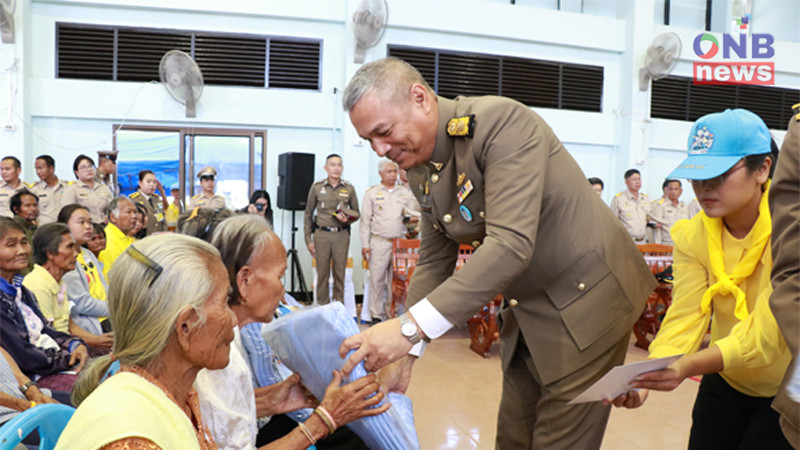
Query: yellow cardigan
xmin=649 ymin=191 xmax=790 ymax=397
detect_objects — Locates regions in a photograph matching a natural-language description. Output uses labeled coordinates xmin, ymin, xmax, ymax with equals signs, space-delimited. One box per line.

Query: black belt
xmin=317 ymin=225 xmax=350 ymax=233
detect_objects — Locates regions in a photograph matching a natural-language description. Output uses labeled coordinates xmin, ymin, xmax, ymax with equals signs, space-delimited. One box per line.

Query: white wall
xmin=0 ymin=0 xmax=797 ymax=296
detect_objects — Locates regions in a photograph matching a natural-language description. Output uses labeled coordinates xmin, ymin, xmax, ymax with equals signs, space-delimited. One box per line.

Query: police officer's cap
xmin=197 ymin=166 xmax=217 ymax=179
xmin=98 ymin=150 xmax=118 ymax=162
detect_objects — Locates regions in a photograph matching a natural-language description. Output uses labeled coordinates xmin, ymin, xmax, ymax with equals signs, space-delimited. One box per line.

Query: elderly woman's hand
xmin=255 ymin=373 xmax=318 ymax=417
xmin=69 ymin=344 xmax=90 ymax=373
xmin=320 ymin=370 xmax=391 ymax=427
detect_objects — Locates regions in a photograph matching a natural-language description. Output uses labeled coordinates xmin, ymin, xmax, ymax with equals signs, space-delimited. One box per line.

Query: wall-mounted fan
xmin=352 ymin=0 xmax=388 ymax=64
xmin=0 ymin=0 xmax=15 ymax=44
xmin=639 ymin=32 xmax=681 ymax=91
xmin=159 ymin=50 xmax=204 ymax=118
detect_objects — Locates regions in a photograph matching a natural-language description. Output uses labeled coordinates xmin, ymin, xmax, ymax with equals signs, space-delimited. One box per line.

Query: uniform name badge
xmin=459 ymin=205 xmax=473 ymax=222
xmin=457 ymin=180 xmax=473 ymax=204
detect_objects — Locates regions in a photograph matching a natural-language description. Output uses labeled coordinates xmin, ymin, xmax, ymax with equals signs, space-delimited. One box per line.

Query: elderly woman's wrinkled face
xmin=241 ymin=237 xmax=287 ymax=323
xmin=186 ymin=263 xmax=236 ymax=371
xmin=51 ymin=233 xmax=79 ymax=273
xmin=0 ymin=228 xmax=30 ymax=276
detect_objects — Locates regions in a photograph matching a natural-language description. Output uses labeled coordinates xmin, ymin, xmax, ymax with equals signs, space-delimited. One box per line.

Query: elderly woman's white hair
xmin=71 ymin=233 xmax=224 ymax=405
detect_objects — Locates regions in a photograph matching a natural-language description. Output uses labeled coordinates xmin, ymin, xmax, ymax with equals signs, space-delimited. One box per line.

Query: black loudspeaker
xmin=277 ymin=152 xmax=316 ymax=210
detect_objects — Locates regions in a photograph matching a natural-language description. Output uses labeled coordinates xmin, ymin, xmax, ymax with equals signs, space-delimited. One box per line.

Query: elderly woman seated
xmin=0 ymin=218 xmax=89 ymax=393
xmin=194 ymin=214 xmax=386 ymax=449
xmin=57 ymin=233 xmax=388 ymax=449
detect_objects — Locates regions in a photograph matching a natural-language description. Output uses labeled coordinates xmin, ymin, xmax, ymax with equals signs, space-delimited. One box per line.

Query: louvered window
xmin=388 ymin=46 xmax=604 ymax=113
xmin=56 ymin=23 xmax=321 ymax=91
xmin=651 ymin=75 xmax=799 ymax=130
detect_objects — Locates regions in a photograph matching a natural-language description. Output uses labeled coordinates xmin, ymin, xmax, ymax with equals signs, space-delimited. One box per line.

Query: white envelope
xmin=568 ymin=354 xmax=684 ymax=404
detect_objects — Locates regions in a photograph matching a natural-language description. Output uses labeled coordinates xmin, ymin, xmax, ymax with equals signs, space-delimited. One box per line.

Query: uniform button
xmin=431 ymin=174 xmax=439 ymax=183
xmin=479 ymin=211 xmax=485 ymax=219
xmin=471 ymin=240 xmax=481 ymax=248
xmin=577 ymin=282 xmax=586 ymax=291
xmin=509 ymin=299 xmax=519 ymax=307
xmin=433 ymin=224 xmax=439 ymax=230
xmin=443 ymin=214 xmax=453 ymax=224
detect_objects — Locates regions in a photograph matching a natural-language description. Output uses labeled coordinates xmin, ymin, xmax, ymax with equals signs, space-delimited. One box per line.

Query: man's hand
xmin=338 ymin=318 xmax=414 ymax=375
xmin=26 ymin=386 xmax=60 ymax=406
xmin=69 ymin=344 xmax=90 ymax=373
xmin=307 ymin=242 xmax=316 ymax=258
xmin=335 ymin=212 xmax=349 ymax=223
xmin=377 ymin=355 xmax=416 ymax=395
xmin=361 ymin=248 xmax=371 ymax=261
xmin=604 ymin=389 xmax=649 ymax=409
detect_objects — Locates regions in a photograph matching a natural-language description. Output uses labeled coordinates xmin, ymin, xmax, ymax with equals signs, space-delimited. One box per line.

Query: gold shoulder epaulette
xmin=24 ymin=181 xmax=34 ymax=189
xmin=793 ymin=102 xmax=800 ymax=121
xmin=66 ymin=180 xmax=75 ymax=186
xmin=615 ymin=192 xmax=622 ymax=197
xmin=130 ymin=192 xmax=140 ymax=198
xmin=446 ymin=114 xmax=475 ymax=138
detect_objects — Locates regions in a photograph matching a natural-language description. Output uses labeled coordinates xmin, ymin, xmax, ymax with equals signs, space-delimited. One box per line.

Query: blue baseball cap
xmin=668 ymin=109 xmax=771 ymax=181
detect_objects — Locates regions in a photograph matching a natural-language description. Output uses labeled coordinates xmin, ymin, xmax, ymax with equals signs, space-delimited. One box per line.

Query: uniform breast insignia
xmin=456 ymin=173 xmax=466 ymax=186
xmin=457 ymin=179 xmax=473 ymax=204
xmin=446 ymin=114 xmax=475 ymax=138
xmin=459 ymin=205 xmax=473 ymax=222
xmin=320 ymin=187 xmax=326 ymax=195
xmin=793 ymin=102 xmax=800 ymax=120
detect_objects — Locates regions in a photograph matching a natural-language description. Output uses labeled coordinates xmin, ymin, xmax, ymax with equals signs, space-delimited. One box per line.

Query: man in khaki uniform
xmin=360 ymin=160 xmax=418 ymax=322
xmin=650 ymin=179 xmax=688 ymax=245
xmin=129 ymin=170 xmax=168 ymax=235
xmin=0 ymin=156 xmax=26 ymax=218
xmin=304 ymin=154 xmax=360 ymax=305
xmin=338 ymin=57 xmax=655 ymax=449
xmin=95 ymin=150 xmax=119 ymax=196
xmin=30 ymin=155 xmax=68 ymax=225
xmin=770 ymin=104 xmax=800 ymax=448
xmin=610 ymin=168 xmax=651 ymax=243
xmin=188 ymin=166 xmax=226 ymax=210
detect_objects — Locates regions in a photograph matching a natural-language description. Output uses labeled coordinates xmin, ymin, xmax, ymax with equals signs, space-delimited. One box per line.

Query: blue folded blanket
xmin=262 ymin=302 xmax=420 ymax=450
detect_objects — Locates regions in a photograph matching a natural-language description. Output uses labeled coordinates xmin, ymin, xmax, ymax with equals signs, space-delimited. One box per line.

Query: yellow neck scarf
xmin=700 ymin=180 xmax=771 ymax=321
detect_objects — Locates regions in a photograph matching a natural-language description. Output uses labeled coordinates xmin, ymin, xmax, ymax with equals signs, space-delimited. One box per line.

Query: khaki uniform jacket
xmin=406 ymin=96 xmax=655 ymax=385
xmin=29 ymin=179 xmax=68 ymax=225
xmin=770 ymin=110 xmax=800 ymax=447
xmin=187 ymin=193 xmax=226 ymax=210
xmin=610 ymin=190 xmax=651 ymax=240
xmin=62 ymin=180 xmax=114 ymax=224
xmin=359 ymin=183 xmax=416 ymax=246
xmin=130 ymin=190 xmax=167 ymax=235
xmin=650 ymin=198 xmax=689 ymax=245
xmin=304 ymin=179 xmax=360 ymax=245
xmin=94 ymin=172 xmax=118 ymax=197
xmin=0 ymin=180 xmax=26 ymax=218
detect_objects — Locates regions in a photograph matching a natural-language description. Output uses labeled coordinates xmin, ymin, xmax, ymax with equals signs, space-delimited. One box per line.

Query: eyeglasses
xmin=125 ymin=244 xmax=163 ymax=287
xmin=77 ymin=165 xmax=94 ymax=171
xmin=690 ymin=159 xmax=746 ymax=189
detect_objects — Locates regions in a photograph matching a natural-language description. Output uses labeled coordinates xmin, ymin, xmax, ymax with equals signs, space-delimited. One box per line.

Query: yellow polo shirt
xmin=23 ymin=264 xmax=70 ymax=333
xmin=98 ymin=222 xmax=136 ymax=280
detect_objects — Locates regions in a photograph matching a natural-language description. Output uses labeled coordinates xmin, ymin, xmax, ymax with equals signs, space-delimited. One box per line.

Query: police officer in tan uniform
xmin=95 ymin=150 xmax=119 ymax=196
xmin=360 ymin=160 xmax=418 ymax=322
xmin=770 ymin=103 xmax=800 ymax=448
xmin=0 ymin=156 xmax=26 ymax=218
xmin=129 ymin=170 xmax=168 ymax=235
xmin=62 ymin=155 xmax=114 ymax=224
xmin=304 ymin=154 xmax=359 ymax=305
xmin=650 ymin=179 xmax=688 ymax=245
xmin=29 ymin=155 xmax=68 ymax=225
xmin=338 ymin=57 xmax=655 ymax=450
xmin=188 ymin=166 xmax=226 ymax=210
xmin=610 ymin=168 xmax=651 ymax=243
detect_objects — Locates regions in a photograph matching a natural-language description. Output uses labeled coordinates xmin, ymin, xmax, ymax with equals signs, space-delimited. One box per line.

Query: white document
xmin=568 ymin=354 xmax=684 ymax=404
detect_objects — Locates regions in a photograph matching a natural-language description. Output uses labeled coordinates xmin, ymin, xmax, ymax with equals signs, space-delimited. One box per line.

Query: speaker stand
xmin=287 ymin=210 xmax=311 ymax=304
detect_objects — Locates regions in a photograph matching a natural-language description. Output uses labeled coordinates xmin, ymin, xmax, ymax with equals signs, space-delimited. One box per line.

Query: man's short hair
xmin=342 ymin=57 xmax=434 ymax=112
xmin=378 ymin=159 xmax=397 ymax=172
xmin=106 ymin=196 xmax=134 ymax=220
xmin=36 ymin=155 xmax=55 ymax=169
xmin=587 ymin=177 xmax=604 ymax=189
xmin=624 ymin=169 xmax=641 ymax=180
xmin=2 ymin=157 xmax=21 ymax=170
xmin=138 ymin=170 xmax=155 ymax=182
xmin=662 ymin=178 xmax=681 ymax=190
xmin=326 ymin=154 xmax=342 ymax=163
xmin=10 ymin=190 xmax=37 ymax=216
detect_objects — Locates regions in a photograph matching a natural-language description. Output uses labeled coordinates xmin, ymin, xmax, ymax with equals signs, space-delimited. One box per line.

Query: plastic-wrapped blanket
xmin=262 ymin=302 xmax=420 ymax=450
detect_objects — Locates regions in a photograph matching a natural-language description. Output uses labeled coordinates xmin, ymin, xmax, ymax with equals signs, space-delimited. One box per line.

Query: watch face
xmin=401 ymin=322 xmax=416 ymax=336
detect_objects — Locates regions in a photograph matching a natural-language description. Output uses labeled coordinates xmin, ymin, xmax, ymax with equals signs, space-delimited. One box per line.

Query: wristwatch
xmin=399 ymin=313 xmax=420 ymax=344
xmin=19 ymin=380 xmax=37 ymax=395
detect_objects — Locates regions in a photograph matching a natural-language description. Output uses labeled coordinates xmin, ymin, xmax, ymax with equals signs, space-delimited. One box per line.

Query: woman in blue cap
xmin=610 ymin=109 xmax=792 ymax=449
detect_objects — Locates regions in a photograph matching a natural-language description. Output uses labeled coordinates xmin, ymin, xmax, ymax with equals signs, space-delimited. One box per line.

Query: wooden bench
xmin=633 ymin=244 xmax=674 ymax=350
xmin=389 ymin=239 xmax=420 ymax=318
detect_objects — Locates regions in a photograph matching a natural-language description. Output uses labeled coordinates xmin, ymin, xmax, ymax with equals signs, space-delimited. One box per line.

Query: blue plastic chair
xmin=0 ymin=404 xmax=75 ymax=450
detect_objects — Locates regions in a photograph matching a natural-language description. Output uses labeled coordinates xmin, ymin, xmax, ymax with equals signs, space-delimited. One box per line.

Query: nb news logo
xmin=693 ymin=33 xmax=775 ymax=85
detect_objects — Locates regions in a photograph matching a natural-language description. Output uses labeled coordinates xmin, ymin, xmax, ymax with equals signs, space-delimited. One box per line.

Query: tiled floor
xmin=404 ymin=327 xmax=699 ymax=449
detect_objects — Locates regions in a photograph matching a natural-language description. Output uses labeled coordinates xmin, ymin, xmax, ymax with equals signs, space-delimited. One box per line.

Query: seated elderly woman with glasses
xmin=0 ymin=218 xmax=89 ymax=394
